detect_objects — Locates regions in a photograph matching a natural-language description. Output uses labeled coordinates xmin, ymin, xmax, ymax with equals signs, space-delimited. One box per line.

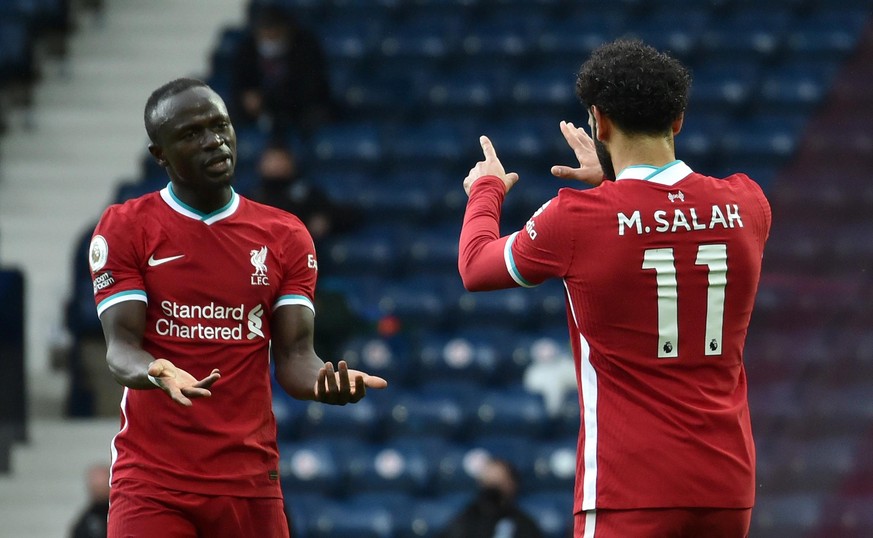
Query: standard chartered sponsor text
xmin=157 ymin=300 xmax=256 ymax=341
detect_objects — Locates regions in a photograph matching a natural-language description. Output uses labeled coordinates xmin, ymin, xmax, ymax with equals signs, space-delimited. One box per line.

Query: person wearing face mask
xmin=249 ymin=142 xmax=358 ymax=246
xmin=439 ymin=458 xmax=544 ymax=538
xmin=229 ymin=4 xmax=335 ymax=138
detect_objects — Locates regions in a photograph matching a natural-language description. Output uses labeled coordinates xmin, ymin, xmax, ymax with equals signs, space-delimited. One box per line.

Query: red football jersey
xmin=89 ymin=184 xmax=318 ymax=498
xmin=460 ymin=161 xmax=771 ymax=512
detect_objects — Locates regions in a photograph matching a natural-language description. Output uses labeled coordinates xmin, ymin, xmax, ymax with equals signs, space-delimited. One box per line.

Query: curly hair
xmin=575 ymin=39 xmax=691 ymax=134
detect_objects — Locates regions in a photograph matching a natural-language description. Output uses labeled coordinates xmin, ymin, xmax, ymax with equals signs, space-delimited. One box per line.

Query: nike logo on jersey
xmin=148 ymin=254 xmax=185 ymax=266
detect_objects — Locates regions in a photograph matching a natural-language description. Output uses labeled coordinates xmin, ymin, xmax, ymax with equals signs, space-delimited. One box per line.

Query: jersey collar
xmin=160 ymin=183 xmax=240 ymax=225
xmin=615 ymin=160 xmax=692 ymax=186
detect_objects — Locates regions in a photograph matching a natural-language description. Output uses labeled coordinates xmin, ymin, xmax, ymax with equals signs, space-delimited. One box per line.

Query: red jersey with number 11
xmin=459 ymin=161 xmax=771 ymax=512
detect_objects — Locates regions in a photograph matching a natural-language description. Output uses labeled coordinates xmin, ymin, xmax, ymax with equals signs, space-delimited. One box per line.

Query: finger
xmin=181 ymin=386 xmax=213 ymax=399
xmin=505 ymin=172 xmax=519 ymax=185
xmin=349 ymin=374 xmax=365 ymax=403
xmin=194 ymin=371 xmax=221 ymax=389
xmin=363 ymin=375 xmax=389 ymax=389
xmin=147 ymin=360 xmax=165 ymax=377
xmin=551 ymin=165 xmax=575 ymax=178
xmin=323 ymin=362 xmax=339 ymax=397
xmin=479 ymin=135 xmax=498 ymax=161
xmin=315 ymin=365 xmax=328 ymax=399
xmin=169 ymin=388 xmax=193 ymax=407
xmin=337 ymin=360 xmax=352 ymax=396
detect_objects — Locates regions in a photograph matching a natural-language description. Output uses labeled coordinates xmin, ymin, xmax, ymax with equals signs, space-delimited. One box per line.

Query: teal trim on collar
xmin=643 ymin=160 xmax=682 ymax=180
xmin=615 ymin=160 xmax=691 ymax=185
xmin=166 ymin=183 xmax=237 ymax=220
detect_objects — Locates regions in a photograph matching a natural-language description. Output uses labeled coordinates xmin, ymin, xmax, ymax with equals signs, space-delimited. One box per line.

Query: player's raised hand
xmin=314 ymin=360 xmax=388 ymax=405
xmin=147 ymin=358 xmax=220 ymax=407
xmin=551 ymin=120 xmax=605 ymax=186
xmin=464 ymin=135 xmax=520 ymax=195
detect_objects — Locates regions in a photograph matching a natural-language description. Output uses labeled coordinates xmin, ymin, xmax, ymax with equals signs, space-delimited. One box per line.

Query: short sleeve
xmin=89 ymin=205 xmax=148 ymax=317
xmin=274 ymin=221 xmax=318 ymax=314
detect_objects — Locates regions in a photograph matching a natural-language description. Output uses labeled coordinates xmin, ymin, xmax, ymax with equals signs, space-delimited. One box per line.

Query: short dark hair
xmin=144 ymin=77 xmax=210 ymax=142
xmin=575 ymin=39 xmax=691 ymax=134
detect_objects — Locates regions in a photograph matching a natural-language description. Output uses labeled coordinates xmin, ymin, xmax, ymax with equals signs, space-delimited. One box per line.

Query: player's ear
xmin=590 ymin=106 xmax=611 ymax=142
xmin=148 ymin=143 xmax=168 ymax=168
xmin=672 ymin=112 xmax=685 ymax=136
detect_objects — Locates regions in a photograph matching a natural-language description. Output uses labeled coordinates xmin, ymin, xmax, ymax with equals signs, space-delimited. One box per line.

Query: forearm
xmin=274 ymin=349 xmax=325 ymax=400
xmin=105 ymin=340 xmax=160 ymax=390
xmin=459 ymin=176 xmax=517 ymax=291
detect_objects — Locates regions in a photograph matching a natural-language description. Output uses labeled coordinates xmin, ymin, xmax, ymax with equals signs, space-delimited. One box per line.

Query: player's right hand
xmin=147 ymin=358 xmax=221 ymax=407
xmin=464 ymin=135 xmax=520 ymax=195
xmin=551 ymin=120 xmax=605 ymax=186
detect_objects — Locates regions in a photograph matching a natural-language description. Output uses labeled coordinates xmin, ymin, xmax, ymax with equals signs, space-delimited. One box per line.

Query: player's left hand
xmin=464 ymin=135 xmax=520 ymax=195
xmin=551 ymin=120 xmax=605 ymax=186
xmin=314 ymin=360 xmax=388 ymax=405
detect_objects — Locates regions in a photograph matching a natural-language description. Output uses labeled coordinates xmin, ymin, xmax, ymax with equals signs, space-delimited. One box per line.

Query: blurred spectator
xmin=250 ymin=143 xmax=357 ymax=245
xmin=69 ymin=463 xmax=110 ymax=538
xmin=230 ymin=4 xmax=335 ymax=138
xmin=439 ymin=458 xmax=544 ymax=538
xmin=522 ymin=337 xmax=576 ymax=417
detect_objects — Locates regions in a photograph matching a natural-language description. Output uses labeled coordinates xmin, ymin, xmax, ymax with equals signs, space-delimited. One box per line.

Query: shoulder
xmin=239 ymin=196 xmax=313 ymax=241
xmin=97 ymin=192 xmax=161 ymax=226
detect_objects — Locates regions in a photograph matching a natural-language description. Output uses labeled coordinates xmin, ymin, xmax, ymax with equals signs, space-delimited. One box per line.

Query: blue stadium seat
xmin=271 ymin=380 xmax=308 ymax=440
xmin=339 ymin=334 xmax=414 ymax=388
xmin=305 ymin=496 xmax=396 ymax=538
xmin=344 ymin=441 xmax=436 ymax=496
xmin=719 ymin=115 xmax=806 ymax=168
xmin=518 ymin=491 xmax=574 ymax=538
xmin=376 ymin=275 xmax=459 ymax=327
xmin=785 ymin=8 xmax=871 ymax=61
xmin=687 ymin=60 xmax=761 ymax=116
xmin=674 ymin=113 xmax=730 ymax=170
xmin=698 ymin=7 xmax=795 ymax=62
xmin=404 ymin=226 xmax=462 ymax=275
xmin=396 ymin=494 xmax=472 ymax=538
xmin=379 ymin=11 xmax=467 ymax=63
xmin=296 ymin=396 xmax=383 ymax=440
xmin=418 ymin=332 xmax=503 ymax=385
xmin=466 ymin=433 xmax=538 ymax=483
xmin=459 ymin=10 xmax=549 ymax=61
xmin=321 ymin=224 xmax=409 ymax=278
xmin=384 ymin=120 xmax=467 ymax=167
xmin=530 ymin=438 xmax=577 ymax=492
xmin=757 ymin=61 xmax=839 ymax=114
xmin=751 ymin=493 xmax=825 ymax=537
xmin=383 ymin=390 xmax=468 ymax=440
xmin=279 ymin=439 xmax=348 ymax=497
xmin=510 ymin=66 xmax=577 ymax=117
xmin=311 ymin=122 xmax=383 ymax=166
xmin=467 ymin=387 xmax=550 ymax=439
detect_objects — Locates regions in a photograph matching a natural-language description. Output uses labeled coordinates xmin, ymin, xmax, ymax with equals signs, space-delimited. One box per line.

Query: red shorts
xmin=108 ymin=479 xmax=290 ymax=538
xmin=574 ymin=507 xmax=752 ymax=538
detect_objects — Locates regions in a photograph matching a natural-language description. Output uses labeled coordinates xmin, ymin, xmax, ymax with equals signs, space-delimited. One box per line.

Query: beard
xmin=594 ymin=138 xmax=617 ymax=181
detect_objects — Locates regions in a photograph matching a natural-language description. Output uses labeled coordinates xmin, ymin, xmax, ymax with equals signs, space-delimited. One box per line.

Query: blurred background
xmin=1 ymin=0 xmax=872 ymax=536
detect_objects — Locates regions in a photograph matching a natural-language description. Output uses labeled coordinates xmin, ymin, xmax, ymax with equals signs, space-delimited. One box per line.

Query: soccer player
xmin=88 ymin=78 xmax=387 ymax=537
xmin=458 ymin=40 xmax=771 ymax=537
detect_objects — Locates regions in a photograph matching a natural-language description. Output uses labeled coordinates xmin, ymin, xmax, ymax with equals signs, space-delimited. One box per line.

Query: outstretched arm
xmin=459 ymin=136 xmax=523 ymax=292
xmin=99 ymin=301 xmax=220 ymax=407
xmin=271 ymin=304 xmax=387 ymax=404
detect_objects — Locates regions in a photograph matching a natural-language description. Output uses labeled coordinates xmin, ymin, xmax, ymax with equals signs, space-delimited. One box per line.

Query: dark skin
xmin=101 ymin=85 xmax=386 ymax=406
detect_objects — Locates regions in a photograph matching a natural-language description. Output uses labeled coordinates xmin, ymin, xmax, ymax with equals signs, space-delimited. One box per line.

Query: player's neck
xmin=609 ymin=131 xmax=677 ymax=175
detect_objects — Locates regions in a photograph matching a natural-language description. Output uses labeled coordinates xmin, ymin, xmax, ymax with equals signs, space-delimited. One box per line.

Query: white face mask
xmin=257 ymin=38 xmax=286 ymax=58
